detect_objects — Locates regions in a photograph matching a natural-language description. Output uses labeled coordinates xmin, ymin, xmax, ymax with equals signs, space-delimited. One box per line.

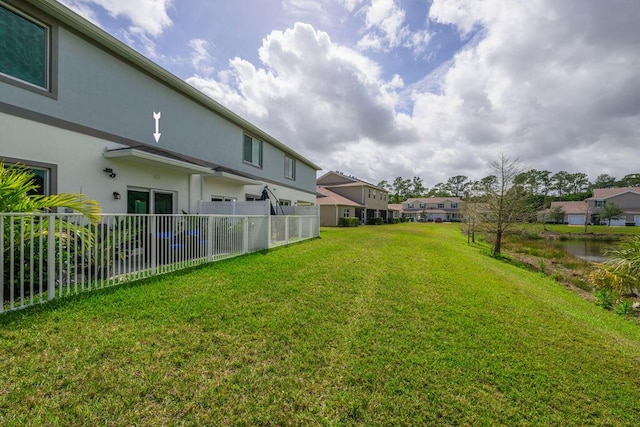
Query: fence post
xmin=285 ymin=216 xmax=290 ymax=245
xmin=207 ymin=215 xmax=214 ymax=262
xmin=47 ymin=214 xmax=56 ymax=301
xmin=150 ymin=215 xmax=157 ymax=276
xmin=267 ymin=214 xmax=272 ymax=249
xmin=243 ymin=216 xmax=249 ymax=254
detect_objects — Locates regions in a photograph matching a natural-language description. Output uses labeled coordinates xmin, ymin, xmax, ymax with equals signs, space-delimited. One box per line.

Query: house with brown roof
xmin=401 ymin=197 xmax=463 ymax=222
xmin=586 ymin=187 xmax=640 ymax=226
xmin=540 ymin=201 xmax=589 ymax=225
xmin=316 ymin=186 xmax=364 ymax=226
xmin=316 ymin=171 xmax=391 ymax=224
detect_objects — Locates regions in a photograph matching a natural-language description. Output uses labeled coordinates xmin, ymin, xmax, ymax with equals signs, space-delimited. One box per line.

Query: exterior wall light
xmin=113 ymin=192 xmax=121 ymax=200
xmin=103 ymin=168 xmax=116 ymax=178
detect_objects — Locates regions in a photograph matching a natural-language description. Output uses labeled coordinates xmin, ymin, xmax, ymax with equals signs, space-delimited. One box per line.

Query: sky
xmin=58 ymin=0 xmax=640 ymax=187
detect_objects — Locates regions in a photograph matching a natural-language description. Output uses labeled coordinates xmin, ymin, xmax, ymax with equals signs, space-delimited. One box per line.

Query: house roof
xmin=316 ymin=186 xmax=363 ymax=207
xmin=388 ymin=203 xmax=403 ymax=212
xmin=548 ymin=201 xmax=588 ymax=214
xmin=588 ymin=187 xmax=640 ymax=200
xmin=316 ymin=171 xmax=386 ymax=191
xmin=404 ymin=197 xmax=462 ymax=204
xmin=32 ymin=0 xmax=321 ymax=171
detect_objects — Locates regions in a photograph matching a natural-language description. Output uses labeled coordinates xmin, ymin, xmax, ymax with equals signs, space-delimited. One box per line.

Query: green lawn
xmin=1 ymin=223 xmax=640 ymax=425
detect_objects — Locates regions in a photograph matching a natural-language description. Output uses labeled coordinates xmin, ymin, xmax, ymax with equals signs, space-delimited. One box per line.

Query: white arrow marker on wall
xmin=153 ymin=111 xmax=162 ymax=143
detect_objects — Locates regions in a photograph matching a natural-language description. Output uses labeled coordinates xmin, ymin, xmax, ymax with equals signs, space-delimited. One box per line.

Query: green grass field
xmin=1 ymin=223 xmax=640 ymax=425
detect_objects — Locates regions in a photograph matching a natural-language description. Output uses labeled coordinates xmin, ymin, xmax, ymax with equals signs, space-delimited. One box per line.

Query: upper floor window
xmin=368 ymin=188 xmax=371 ymax=198
xmin=595 ymin=200 xmax=606 ymax=208
xmin=373 ymin=190 xmax=376 ymax=199
xmin=437 ymin=203 xmax=445 ymax=209
xmin=0 ymin=3 xmax=50 ymax=91
xmin=284 ymin=155 xmax=296 ymax=180
xmin=419 ymin=203 xmax=426 ymax=209
xmin=451 ymin=203 xmax=458 ymax=209
xmin=243 ymin=134 xmax=262 ymax=167
xmin=408 ymin=203 xmax=414 ymax=209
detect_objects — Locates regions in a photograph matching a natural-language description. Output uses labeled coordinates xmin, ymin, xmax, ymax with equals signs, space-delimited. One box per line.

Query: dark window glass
xmin=0 ymin=4 xmax=47 ymax=88
xmin=127 ymin=190 xmax=150 ymax=214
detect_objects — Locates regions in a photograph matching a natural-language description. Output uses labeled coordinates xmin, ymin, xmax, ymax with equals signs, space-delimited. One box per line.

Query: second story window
xmin=408 ymin=203 xmax=414 ymax=209
xmin=451 ymin=203 xmax=458 ymax=209
xmin=284 ymin=155 xmax=296 ymax=180
xmin=595 ymin=200 xmax=606 ymax=208
xmin=243 ymin=134 xmax=262 ymax=167
xmin=437 ymin=203 xmax=445 ymax=209
xmin=0 ymin=3 xmax=51 ymax=92
xmin=419 ymin=203 xmax=426 ymax=209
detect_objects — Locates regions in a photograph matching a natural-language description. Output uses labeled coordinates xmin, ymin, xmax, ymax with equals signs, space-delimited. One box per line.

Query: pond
xmin=551 ymin=239 xmax=615 ymax=263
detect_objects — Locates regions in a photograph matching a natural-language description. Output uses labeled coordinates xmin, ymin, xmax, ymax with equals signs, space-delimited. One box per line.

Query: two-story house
xmin=401 ymin=197 xmax=463 ymax=222
xmin=1 ymin=0 xmax=320 ymax=214
xmin=586 ymin=187 xmax=640 ymax=226
xmin=316 ymin=171 xmax=391 ymax=225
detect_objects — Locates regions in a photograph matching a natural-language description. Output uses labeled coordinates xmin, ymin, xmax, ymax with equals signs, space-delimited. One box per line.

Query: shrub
xmin=338 ymin=217 xmax=359 ymax=227
xmin=594 ymin=289 xmax=615 ymax=310
xmin=614 ymin=299 xmax=635 ymax=316
xmin=366 ymin=218 xmax=383 ymax=225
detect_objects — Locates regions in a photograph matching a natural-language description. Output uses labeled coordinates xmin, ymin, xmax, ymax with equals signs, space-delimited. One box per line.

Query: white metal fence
xmin=1 ymin=212 xmax=319 ymax=313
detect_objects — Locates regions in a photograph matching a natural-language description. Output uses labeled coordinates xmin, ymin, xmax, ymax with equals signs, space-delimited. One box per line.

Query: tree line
xmin=378 ymin=171 xmax=640 ymax=204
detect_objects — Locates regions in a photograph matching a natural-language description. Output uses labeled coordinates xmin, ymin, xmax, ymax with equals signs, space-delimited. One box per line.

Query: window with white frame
xmin=343 ymin=208 xmax=350 ymax=217
xmin=595 ymin=200 xmax=606 ymax=208
xmin=243 ymin=134 xmax=262 ymax=167
xmin=419 ymin=203 xmax=426 ymax=209
xmin=279 ymin=200 xmax=291 ymax=206
xmin=0 ymin=2 xmax=52 ymax=92
xmin=127 ymin=188 xmax=175 ymax=214
xmin=284 ymin=155 xmax=296 ymax=180
xmin=408 ymin=203 xmax=414 ymax=208
xmin=451 ymin=203 xmax=458 ymax=209
xmin=437 ymin=203 xmax=445 ymax=209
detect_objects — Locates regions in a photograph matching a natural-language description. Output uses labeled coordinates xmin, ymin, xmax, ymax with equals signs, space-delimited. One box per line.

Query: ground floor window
xmin=3 ymin=157 xmax=56 ymax=196
xmin=343 ymin=208 xmax=350 ymax=217
xmin=127 ymin=188 xmax=175 ymax=214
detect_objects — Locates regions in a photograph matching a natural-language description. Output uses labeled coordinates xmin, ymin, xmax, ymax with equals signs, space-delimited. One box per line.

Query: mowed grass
xmin=1 ymin=224 xmax=640 ymax=425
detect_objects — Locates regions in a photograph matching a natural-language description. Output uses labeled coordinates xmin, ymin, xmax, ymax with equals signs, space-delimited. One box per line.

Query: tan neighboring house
xmin=586 ymin=187 xmax=640 ymax=226
xmin=317 ymin=171 xmax=391 ymax=224
xmin=541 ymin=201 xmax=589 ymax=225
xmin=316 ymin=186 xmax=363 ymax=226
xmin=401 ymin=197 xmax=463 ymax=222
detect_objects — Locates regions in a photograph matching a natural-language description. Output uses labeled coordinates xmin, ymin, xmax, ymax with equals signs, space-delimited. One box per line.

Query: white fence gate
xmin=1 ymin=212 xmax=319 ymax=313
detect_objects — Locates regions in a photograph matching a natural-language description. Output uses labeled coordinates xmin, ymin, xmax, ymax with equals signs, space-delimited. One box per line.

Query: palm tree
xmin=0 ymin=162 xmax=101 ymax=220
xmin=589 ymin=236 xmax=640 ymax=297
xmin=1 ymin=163 xmax=101 ymax=300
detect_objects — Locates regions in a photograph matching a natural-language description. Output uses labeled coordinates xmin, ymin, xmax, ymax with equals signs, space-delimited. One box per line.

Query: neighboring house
xmin=316 ymin=186 xmax=363 ymax=226
xmin=586 ymin=187 xmax=640 ymax=226
xmin=316 ymin=171 xmax=391 ymax=224
xmin=1 ymin=0 xmax=320 ymax=214
xmin=541 ymin=201 xmax=589 ymax=225
xmin=401 ymin=197 xmax=463 ymax=222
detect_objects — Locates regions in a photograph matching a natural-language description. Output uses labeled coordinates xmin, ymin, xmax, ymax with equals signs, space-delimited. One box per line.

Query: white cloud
xmin=356 ymin=0 xmax=409 ymax=52
xmin=187 ymin=22 xmax=417 ymax=164
xmin=60 ymin=0 xmax=173 ymax=37
xmin=404 ymin=0 xmax=640 ymax=182
xmin=188 ymin=39 xmax=215 ymax=76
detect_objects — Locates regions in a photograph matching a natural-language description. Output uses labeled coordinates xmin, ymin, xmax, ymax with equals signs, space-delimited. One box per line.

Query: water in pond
xmin=551 ymin=239 xmax=615 ymax=262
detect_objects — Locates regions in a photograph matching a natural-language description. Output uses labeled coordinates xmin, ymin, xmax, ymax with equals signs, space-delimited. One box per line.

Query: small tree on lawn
xmin=479 ymin=154 xmax=532 ymax=255
xmin=599 ymin=202 xmax=625 ymax=226
xmin=549 ymin=206 xmax=565 ymax=224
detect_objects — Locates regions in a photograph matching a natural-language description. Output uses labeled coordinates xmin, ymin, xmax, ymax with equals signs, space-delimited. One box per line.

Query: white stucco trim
xmin=103 ymin=148 xmax=213 ymax=175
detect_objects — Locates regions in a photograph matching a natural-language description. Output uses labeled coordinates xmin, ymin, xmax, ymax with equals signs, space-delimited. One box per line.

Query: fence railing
xmin=1 ymin=212 xmax=319 ymax=313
